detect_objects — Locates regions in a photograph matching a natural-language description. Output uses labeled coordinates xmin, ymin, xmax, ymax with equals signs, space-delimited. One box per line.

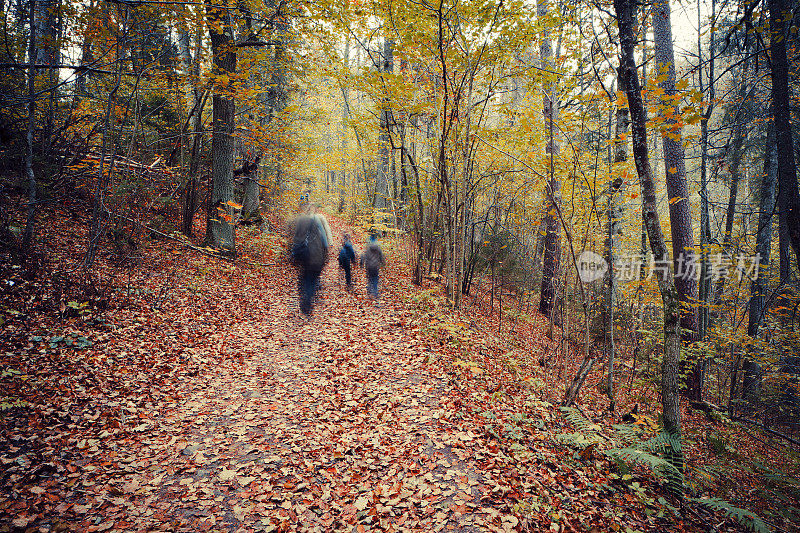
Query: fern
xmin=559 ymin=407 xmax=601 ymax=433
xmin=558 ymin=409 xmax=768 ymax=529
xmin=693 ymin=497 xmax=771 ymax=533
xmin=639 ymin=431 xmax=682 ymax=456
xmin=559 ymin=408 xmax=685 ymax=493
xmin=606 ymin=446 xmax=682 ymax=480
xmin=692 ymin=463 xmax=728 ymax=483
xmin=612 ymin=423 xmax=643 ymax=445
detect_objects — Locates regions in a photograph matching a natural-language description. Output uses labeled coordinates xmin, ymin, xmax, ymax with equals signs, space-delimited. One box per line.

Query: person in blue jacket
xmin=337 ymin=233 xmax=357 ymax=289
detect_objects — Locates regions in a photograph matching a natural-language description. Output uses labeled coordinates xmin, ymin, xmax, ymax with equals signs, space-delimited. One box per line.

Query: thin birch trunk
xmin=616 ymin=0 xmax=683 ymax=485
xmin=605 ymin=77 xmax=629 ymax=413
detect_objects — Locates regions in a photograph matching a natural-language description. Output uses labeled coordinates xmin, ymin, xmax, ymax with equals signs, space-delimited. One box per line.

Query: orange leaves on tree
xmin=668 ymin=196 xmax=684 ymax=205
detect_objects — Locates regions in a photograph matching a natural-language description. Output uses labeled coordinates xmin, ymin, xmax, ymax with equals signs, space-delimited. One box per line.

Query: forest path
xmin=111 ymin=222 xmax=508 ymax=532
xmin=1 ymin=218 xmax=532 ymax=533
xmin=0 ymin=216 xmax=681 ymax=533
xmin=144 ymin=248 xmax=493 ymax=532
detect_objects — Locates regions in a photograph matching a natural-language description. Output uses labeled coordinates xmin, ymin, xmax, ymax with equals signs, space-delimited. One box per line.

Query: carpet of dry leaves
xmin=1 ymin=209 xmax=756 ymax=532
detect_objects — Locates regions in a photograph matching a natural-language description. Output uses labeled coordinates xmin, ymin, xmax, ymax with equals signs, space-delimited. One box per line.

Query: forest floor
xmin=0 ymin=204 xmax=795 ymax=532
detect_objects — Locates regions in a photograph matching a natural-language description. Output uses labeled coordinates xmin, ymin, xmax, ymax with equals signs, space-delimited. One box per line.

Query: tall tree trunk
xmin=638 ymin=0 xmax=648 ymax=288
xmin=604 ymin=189 xmax=616 ymax=410
xmin=21 ymin=0 xmax=38 ymax=252
xmin=698 ymin=0 xmax=715 ymax=341
xmin=605 ymin=77 xmax=629 ymax=412
xmin=376 ymin=39 xmax=394 ymax=211
xmin=616 ymin=0 xmax=683 ymax=484
xmin=405 ymin=120 xmax=426 ymax=285
xmin=769 ymin=0 xmax=800 ymax=275
xmin=434 ymin=4 xmax=454 ymax=298
xmin=452 ymin=67 xmax=476 ymax=309
xmin=538 ymin=0 xmax=562 ymax=318
xmin=652 ymin=0 xmax=701 ymax=400
xmin=203 ymin=0 xmax=237 ymax=255
xmin=744 ymin=123 xmax=778 ymax=399
xmin=180 ymin=14 xmax=206 ymax=237
xmin=33 ymin=0 xmax=57 ymax=65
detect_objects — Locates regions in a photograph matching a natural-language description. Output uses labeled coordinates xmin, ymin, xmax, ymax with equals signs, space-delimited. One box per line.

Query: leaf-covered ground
xmin=0 ymin=211 xmax=775 ymax=532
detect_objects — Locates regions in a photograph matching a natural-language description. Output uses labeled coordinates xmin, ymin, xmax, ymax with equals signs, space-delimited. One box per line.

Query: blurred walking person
xmin=338 ymin=233 xmax=357 ymax=290
xmin=360 ymin=233 xmax=385 ymax=298
xmin=290 ymin=204 xmax=331 ymax=315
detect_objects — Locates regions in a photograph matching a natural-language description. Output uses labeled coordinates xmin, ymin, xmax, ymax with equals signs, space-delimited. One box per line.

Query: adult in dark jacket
xmin=291 ymin=207 xmax=330 ymax=315
xmin=338 ymin=233 xmax=357 ymax=289
xmin=360 ymin=234 xmax=385 ymax=298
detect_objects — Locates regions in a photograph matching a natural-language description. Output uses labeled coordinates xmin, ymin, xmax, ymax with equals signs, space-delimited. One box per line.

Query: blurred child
xmin=360 ymin=233 xmax=385 ymax=298
xmin=338 ymin=233 xmax=357 ymax=289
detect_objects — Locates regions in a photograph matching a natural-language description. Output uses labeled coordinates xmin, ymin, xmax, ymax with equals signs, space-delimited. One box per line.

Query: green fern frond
xmin=691 ymin=463 xmax=731 ymax=482
xmin=561 ymin=411 xmax=685 ymax=493
xmin=692 ymin=497 xmax=771 ymax=533
xmin=638 ymin=431 xmax=682 ymax=455
xmin=612 ymin=423 xmax=642 ymax=445
xmin=605 ymin=447 xmax=682 ymax=479
xmin=559 ymin=407 xmax=601 ymax=433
